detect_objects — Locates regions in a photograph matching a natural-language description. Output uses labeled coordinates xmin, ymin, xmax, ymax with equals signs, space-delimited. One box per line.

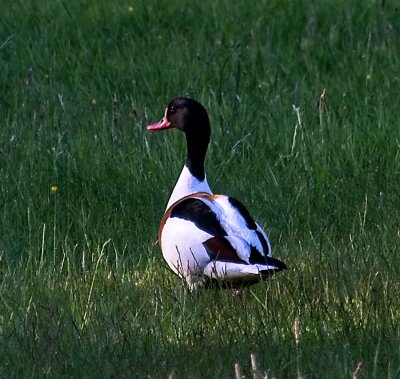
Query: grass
xmin=1 ymin=0 xmax=400 ymax=377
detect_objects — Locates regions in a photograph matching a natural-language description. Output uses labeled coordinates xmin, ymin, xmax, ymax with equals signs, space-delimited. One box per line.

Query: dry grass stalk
xmin=317 ymin=88 xmax=326 ymax=110
xmin=235 ymin=363 xmax=245 ymax=379
xmin=251 ymin=353 xmax=262 ymax=379
xmin=293 ymin=316 xmax=301 ymax=345
xmin=352 ymin=361 xmax=363 ymax=379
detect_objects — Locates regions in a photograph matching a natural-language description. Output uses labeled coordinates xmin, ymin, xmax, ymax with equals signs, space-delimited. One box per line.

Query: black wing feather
xmin=228 ymin=197 xmax=257 ymax=230
xmin=171 ymin=198 xmax=227 ymax=237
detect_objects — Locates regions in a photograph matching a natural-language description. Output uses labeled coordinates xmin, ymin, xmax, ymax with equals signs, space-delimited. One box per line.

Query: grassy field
xmin=1 ymin=0 xmax=400 ymax=377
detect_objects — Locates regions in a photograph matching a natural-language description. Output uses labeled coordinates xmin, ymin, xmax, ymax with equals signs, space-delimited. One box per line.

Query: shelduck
xmin=147 ymin=98 xmax=287 ymax=289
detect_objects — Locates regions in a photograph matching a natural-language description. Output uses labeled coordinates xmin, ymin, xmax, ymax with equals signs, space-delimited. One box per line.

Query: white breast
xmin=166 ymin=165 xmax=212 ymax=210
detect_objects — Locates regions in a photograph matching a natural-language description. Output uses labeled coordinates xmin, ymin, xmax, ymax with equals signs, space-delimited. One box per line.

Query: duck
xmin=147 ymin=97 xmax=287 ymax=290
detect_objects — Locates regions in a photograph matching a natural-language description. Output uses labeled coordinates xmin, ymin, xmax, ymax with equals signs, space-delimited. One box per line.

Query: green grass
xmin=1 ymin=0 xmax=400 ymax=377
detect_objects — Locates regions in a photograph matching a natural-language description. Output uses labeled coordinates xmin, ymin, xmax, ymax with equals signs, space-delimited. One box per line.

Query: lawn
xmin=1 ymin=0 xmax=399 ymax=377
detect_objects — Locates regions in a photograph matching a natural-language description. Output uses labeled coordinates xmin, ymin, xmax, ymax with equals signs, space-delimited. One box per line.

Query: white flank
xmin=161 ymin=217 xmax=212 ymax=279
xmin=204 ymin=261 xmax=278 ymax=280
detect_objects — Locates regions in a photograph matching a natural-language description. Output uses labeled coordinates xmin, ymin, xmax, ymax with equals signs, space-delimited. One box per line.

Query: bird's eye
xmin=169 ymin=106 xmax=176 ymax=114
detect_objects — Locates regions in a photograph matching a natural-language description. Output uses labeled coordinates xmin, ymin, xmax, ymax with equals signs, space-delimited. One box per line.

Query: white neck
xmin=166 ymin=165 xmax=212 ymax=210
